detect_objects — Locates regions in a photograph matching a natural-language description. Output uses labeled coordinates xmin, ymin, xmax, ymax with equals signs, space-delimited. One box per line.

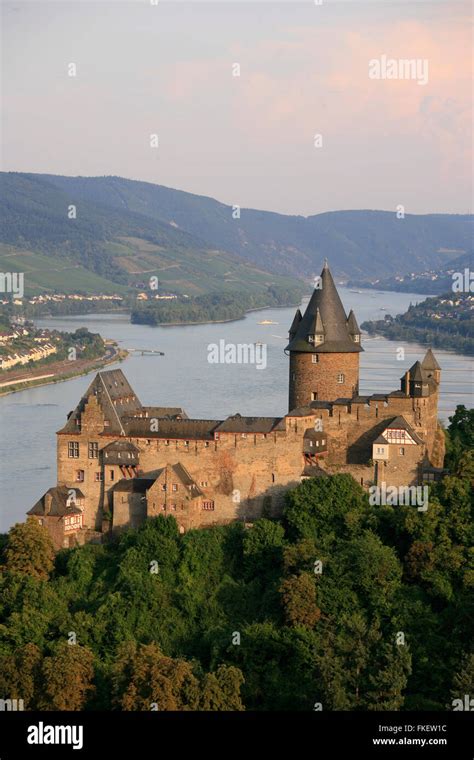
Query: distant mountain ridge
xmin=0 ymin=172 xmax=472 ymax=291
xmin=0 ymin=173 xmax=300 ymax=297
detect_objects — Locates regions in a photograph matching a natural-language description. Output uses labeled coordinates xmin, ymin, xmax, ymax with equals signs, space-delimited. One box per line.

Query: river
xmin=0 ymin=287 xmax=472 ymax=532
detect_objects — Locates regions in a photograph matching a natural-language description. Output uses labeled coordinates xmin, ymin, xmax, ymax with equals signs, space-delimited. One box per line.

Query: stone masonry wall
xmin=289 ymin=351 xmax=360 ymax=410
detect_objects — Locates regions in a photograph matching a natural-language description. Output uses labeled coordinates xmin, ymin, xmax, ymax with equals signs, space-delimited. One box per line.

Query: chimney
xmin=404 ymin=370 xmax=410 ymax=397
xmin=44 ymin=493 xmax=53 ymax=515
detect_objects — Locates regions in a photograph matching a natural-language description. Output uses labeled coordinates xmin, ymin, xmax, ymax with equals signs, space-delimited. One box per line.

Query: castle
xmin=28 ymin=263 xmax=445 ymax=549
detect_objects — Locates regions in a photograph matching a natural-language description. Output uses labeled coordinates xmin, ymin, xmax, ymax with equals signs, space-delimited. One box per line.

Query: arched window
xmin=337 ymin=373 xmax=345 ymax=384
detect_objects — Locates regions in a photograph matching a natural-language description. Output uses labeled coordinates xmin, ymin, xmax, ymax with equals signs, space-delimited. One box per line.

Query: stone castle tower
xmin=286 ymin=261 xmax=363 ymax=410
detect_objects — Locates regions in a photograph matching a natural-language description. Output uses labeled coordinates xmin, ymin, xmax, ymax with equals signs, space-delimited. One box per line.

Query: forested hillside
xmin=0 ymin=409 xmax=472 ymax=711
xmin=2 ymin=173 xmax=472 ymax=283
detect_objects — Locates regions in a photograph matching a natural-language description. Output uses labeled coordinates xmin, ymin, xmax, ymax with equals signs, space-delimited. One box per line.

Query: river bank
xmin=0 ymin=343 xmax=128 ymax=396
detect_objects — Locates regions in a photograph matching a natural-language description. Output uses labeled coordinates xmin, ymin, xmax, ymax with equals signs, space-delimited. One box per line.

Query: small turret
xmin=421 ymin=348 xmax=441 ymax=385
xmin=346 ymin=309 xmax=361 ymax=344
xmin=288 ymin=308 xmax=302 ymax=341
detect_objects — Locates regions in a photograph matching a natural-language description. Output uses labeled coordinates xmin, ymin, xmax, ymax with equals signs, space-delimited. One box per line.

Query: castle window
xmin=205 ymin=442 xmax=210 ymax=448
xmin=202 ymin=500 xmax=215 ymax=511
xmin=214 ymin=433 xmax=220 ymax=441
xmin=184 ymin=441 xmax=189 ymax=447
xmin=172 ymin=484 xmax=178 ymax=492
xmin=292 ymin=373 xmax=296 ymax=381
xmin=170 ymin=504 xmax=176 ymax=511
xmin=161 ymin=484 xmax=167 ymax=491
xmin=68 ymin=441 xmax=79 ymax=458
xmin=95 ymin=472 xmax=103 ymax=482
xmin=337 ymin=373 xmax=345 ymax=384
xmin=161 ymin=504 xmax=166 ymax=510
xmin=272 ymin=473 xmax=275 ymax=483
xmin=308 ymin=334 xmax=315 ymax=344
xmin=110 ymin=470 xmax=115 ymax=481
xmin=354 ymin=334 xmax=360 ymax=343
xmin=399 ymin=447 xmax=405 ymax=456
xmin=200 ymin=481 xmax=208 ymax=487
xmin=311 ymin=392 xmax=318 ymax=401
xmin=76 ymin=470 xmax=84 ymax=482
xmin=316 ymin=440 xmax=319 ymax=447
xmin=312 ymin=355 xmax=319 ymax=364
xmin=38 ymin=519 xmax=44 ymax=526
xmin=241 ymin=433 xmax=247 ymax=438
xmin=88 ymin=442 xmax=99 ymax=459
xmin=165 ymin=440 xmax=170 ymax=446
xmin=314 ymin=334 xmax=324 ymax=344
xmin=321 ymin=439 xmax=325 ymax=445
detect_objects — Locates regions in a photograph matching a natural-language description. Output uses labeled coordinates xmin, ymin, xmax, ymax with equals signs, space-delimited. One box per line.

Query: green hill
xmin=1 ymin=172 xmax=472 ymax=298
xmin=32 ymin=173 xmax=473 ymax=279
xmin=0 ymin=173 xmax=300 ymax=297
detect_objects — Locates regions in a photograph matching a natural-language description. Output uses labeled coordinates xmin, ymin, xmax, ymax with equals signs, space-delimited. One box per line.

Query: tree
xmin=4 ymin=518 xmax=55 ymax=580
xmin=111 ymin=642 xmax=201 ymax=711
xmin=280 ymin=573 xmax=321 ymax=628
xmin=450 ymin=652 xmax=474 ymax=704
xmin=0 ymin=643 xmax=42 ymax=709
xmin=38 ymin=642 xmax=95 ymax=710
xmin=199 ymin=665 xmax=245 ymax=711
xmin=283 ymin=475 xmax=371 ymax=547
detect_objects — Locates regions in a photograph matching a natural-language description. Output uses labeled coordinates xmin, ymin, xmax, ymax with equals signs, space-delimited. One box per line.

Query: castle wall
xmin=55 ymin=364 xmax=443 ymax=536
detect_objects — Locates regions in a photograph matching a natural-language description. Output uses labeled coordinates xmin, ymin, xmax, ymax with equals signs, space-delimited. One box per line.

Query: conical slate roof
xmin=421 ymin=348 xmax=441 ymax=371
xmin=288 ymin=308 xmax=302 ymax=338
xmin=286 ymin=263 xmax=363 ymax=353
xmin=407 ymin=360 xmax=424 ymax=382
xmin=346 ymin=309 xmax=360 ymax=335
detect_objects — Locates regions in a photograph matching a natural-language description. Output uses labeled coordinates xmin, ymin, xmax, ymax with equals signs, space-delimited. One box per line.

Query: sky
xmin=1 ymin=0 xmax=472 ymax=216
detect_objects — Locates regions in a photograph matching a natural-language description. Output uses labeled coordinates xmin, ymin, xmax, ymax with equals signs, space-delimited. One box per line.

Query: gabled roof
xmin=28 ymin=486 xmax=84 ymax=517
xmin=140 ymin=406 xmax=188 ymax=420
xmin=286 ymin=262 xmax=363 ymax=354
xmin=102 ymin=440 xmax=140 ymax=465
xmin=377 ymin=416 xmax=424 ymax=445
xmin=122 ymin=417 xmax=219 ymax=440
xmin=102 ymin=440 xmax=140 ymax=454
xmin=171 ymin=462 xmax=204 ymax=497
xmin=126 ymin=463 xmax=204 ymax=498
xmin=303 ymin=429 xmax=327 ymax=441
xmin=214 ymin=414 xmax=281 ymax=434
xmin=58 ymin=370 xmax=142 ymax=435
